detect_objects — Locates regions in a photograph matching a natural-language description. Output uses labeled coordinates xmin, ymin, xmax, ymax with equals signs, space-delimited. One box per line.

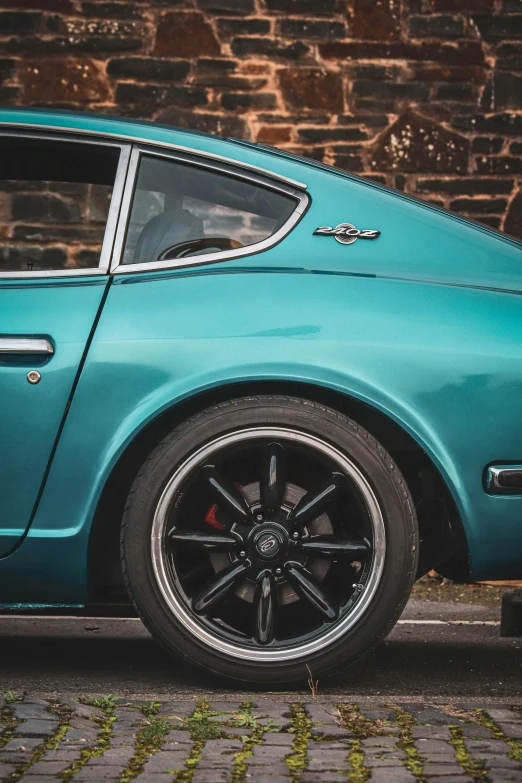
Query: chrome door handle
xmin=0 ymin=338 xmax=54 ymax=355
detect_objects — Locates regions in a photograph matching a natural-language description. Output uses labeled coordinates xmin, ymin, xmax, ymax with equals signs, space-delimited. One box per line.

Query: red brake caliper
xmin=203 ymin=504 xmax=226 ymax=531
xmin=204 ymin=482 xmax=244 ymax=531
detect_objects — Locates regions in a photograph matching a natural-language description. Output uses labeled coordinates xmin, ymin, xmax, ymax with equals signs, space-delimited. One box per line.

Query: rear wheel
xmin=121 ymin=396 xmax=418 ymax=687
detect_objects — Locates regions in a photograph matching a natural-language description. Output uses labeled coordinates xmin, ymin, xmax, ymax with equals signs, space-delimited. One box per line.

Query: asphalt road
xmin=0 ymin=597 xmax=519 ymax=701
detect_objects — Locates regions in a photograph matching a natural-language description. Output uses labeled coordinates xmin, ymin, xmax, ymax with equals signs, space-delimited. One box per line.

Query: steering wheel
xmin=158 ymin=237 xmax=244 ymax=261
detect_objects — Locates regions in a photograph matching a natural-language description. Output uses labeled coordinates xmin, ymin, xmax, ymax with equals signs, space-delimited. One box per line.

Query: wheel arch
xmin=87 ymin=379 xmax=470 ymax=604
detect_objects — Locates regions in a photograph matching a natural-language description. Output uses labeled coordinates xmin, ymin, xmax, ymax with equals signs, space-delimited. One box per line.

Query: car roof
xmin=0 ymin=106 xmax=313 ymax=191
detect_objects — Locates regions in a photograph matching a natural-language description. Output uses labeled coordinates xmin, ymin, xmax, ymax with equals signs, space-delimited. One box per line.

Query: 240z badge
xmin=314 ymin=223 xmax=381 ymax=245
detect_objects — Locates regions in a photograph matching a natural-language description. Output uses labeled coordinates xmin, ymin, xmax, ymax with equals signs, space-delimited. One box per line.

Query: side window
xmin=122 ymin=154 xmax=297 ymax=266
xmin=0 ymin=136 xmax=120 ymax=273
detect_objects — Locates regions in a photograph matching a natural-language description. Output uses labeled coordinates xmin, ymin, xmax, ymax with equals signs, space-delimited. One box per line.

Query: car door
xmin=0 ymin=133 xmax=129 ymax=556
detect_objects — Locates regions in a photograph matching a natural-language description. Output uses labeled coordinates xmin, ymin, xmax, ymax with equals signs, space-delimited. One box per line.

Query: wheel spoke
xmin=254 ymin=570 xmax=277 ymax=644
xmin=201 ymin=465 xmax=251 ymax=525
xmin=288 ymin=472 xmax=345 ymax=528
xmin=300 ymin=535 xmax=370 ymax=560
xmin=169 ymin=530 xmax=238 ymax=552
xmin=260 ymin=442 xmax=286 ymax=513
xmin=285 ymin=563 xmax=338 ymax=620
xmin=193 ymin=562 xmax=249 ymax=614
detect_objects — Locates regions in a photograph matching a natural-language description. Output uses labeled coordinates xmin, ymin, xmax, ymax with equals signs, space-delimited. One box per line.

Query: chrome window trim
xmin=0 ymin=337 xmax=54 ymax=354
xmin=110 ymin=145 xmax=310 ymax=275
xmin=0 ymin=122 xmax=307 ymax=191
xmin=0 ymin=131 xmax=132 ymax=279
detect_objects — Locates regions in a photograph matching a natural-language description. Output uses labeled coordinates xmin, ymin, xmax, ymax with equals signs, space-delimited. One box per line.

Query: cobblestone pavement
xmin=1 ymin=696 xmax=521 ymax=783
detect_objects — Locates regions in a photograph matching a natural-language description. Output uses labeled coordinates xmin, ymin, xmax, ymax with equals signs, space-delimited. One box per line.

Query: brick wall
xmin=2 ymin=0 xmax=522 ymax=239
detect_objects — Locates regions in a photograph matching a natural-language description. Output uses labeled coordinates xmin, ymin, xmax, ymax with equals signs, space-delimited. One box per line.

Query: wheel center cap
xmin=252 ymin=526 xmax=286 ymax=560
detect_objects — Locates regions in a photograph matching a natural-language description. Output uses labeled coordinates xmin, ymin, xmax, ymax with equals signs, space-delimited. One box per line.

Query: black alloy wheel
xmin=122 ymin=397 xmax=418 ymax=686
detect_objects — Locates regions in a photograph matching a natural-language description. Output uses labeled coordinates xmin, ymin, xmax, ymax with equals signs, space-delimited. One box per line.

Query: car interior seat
xmin=133 ymin=191 xmax=204 ymax=265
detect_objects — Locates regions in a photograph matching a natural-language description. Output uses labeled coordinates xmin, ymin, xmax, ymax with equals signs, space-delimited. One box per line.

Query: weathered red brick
xmin=279 ymin=68 xmax=343 ymax=112
xmin=116 ymin=82 xmax=208 ymax=107
xmin=409 ymin=14 xmax=464 ymax=38
xmin=217 ymin=18 xmax=270 ymax=37
xmin=319 ymin=41 xmax=485 ymax=64
xmin=414 ymin=65 xmax=486 ymax=82
xmin=221 ymin=91 xmax=276 ymax=112
xmin=21 ymin=58 xmax=110 ymax=103
xmin=231 ymin=37 xmax=309 ymax=59
xmin=476 ymin=156 xmax=522 ymax=175
xmin=0 ymin=10 xmax=41 ymax=33
xmin=351 ymin=0 xmax=400 ymax=41
xmin=416 ymin=178 xmax=514 ymax=195
xmin=156 ymin=107 xmax=250 ymax=139
xmin=278 ymin=18 xmax=345 ymax=39
xmin=431 ymin=0 xmax=493 ymax=8
xmin=0 ymin=0 xmax=72 ymax=8
xmin=472 ymin=14 xmax=522 ymax=42
xmin=481 ymin=71 xmax=522 ymax=111
xmin=154 ymin=12 xmax=221 ymax=58
xmin=371 ymin=111 xmax=469 ymax=173
xmin=256 ymin=125 xmax=293 ymax=144
xmin=450 ymin=197 xmax=508 ymax=214
xmin=107 ymin=57 xmax=190 ymax=82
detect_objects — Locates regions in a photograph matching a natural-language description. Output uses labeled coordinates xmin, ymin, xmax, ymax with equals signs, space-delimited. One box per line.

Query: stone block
xmin=154 ymin=12 xmax=220 ymax=58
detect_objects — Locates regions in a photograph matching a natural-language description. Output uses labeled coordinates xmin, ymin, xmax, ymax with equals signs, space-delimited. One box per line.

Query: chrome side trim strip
xmin=0 ymin=128 xmax=125 ymax=149
xmin=97 ymin=143 xmax=131 ymax=274
xmin=109 ymin=146 xmax=141 ymax=274
xmin=0 ymin=338 xmax=54 ymax=354
xmin=0 ymin=269 xmax=110 ymax=279
xmin=110 ymin=145 xmax=310 ymax=275
xmin=485 ymin=465 xmax=522 ymax=494
xmin=0 ymin=122 xmax=308 ymax=190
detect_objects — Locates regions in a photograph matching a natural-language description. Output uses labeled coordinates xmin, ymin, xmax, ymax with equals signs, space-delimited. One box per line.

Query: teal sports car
xmin=0 ymin=108 xmax=521 ymax=687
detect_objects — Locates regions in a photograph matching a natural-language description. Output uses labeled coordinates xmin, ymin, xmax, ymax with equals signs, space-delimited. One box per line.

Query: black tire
xmin=121 ymin=396 xmax=418 ymax=687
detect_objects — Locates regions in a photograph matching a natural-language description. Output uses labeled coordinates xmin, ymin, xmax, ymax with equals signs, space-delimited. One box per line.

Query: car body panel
xmin=0 ymin=108 xmax=521 ymax=606
xmin=1 ymin=267 xmax=521 ymax=604
xmin=0 ymin=277 xmax=107 ymax=557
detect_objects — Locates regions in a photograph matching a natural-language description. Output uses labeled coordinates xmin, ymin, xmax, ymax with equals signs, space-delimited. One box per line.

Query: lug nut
xmin=275 ymin=567 xmax=283 ymax=575
xmin=239 ymin=550 xmax=247 ymax=558
xmin=256 ymin=513 xmax=263 ymax=522
xmin=292 ymin=532 xmax=299 ymax=539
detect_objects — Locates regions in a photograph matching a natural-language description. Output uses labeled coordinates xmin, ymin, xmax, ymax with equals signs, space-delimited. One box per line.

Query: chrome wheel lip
xmin=151 ymin=427 xmax=386 ymax=663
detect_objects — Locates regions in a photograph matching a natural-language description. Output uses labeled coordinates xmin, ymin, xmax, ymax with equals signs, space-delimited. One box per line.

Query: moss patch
xmin=9 ymin=702 xmax=72 ymax=782
xmin=58 ymin=697 xmax=116 ymax=781
xmin=120 ymin=714 xmax=171 ymax=783
xmin=448 ymin=726 xmax=486 ymax=779
xmin=175 ymin=700 xmax=226 ymax=783
xmin=229 ymin=701 xmax=266 ymax=783
xmin=0 ymin=705 xmax=19 ymax=750
xmin=285 ymin=703 xmax=312 ymax=781
xmin=477 ymin=708 xmax=522 ymax=764
xmin=338 ymin=704 xmax=380 ymax=741
xmin=394 ymin=708 xmax=425 ymax=781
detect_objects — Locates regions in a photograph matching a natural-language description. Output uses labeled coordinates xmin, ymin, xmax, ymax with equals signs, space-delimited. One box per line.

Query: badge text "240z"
xmin=314 ymin=223 xmax=381 ymax=246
